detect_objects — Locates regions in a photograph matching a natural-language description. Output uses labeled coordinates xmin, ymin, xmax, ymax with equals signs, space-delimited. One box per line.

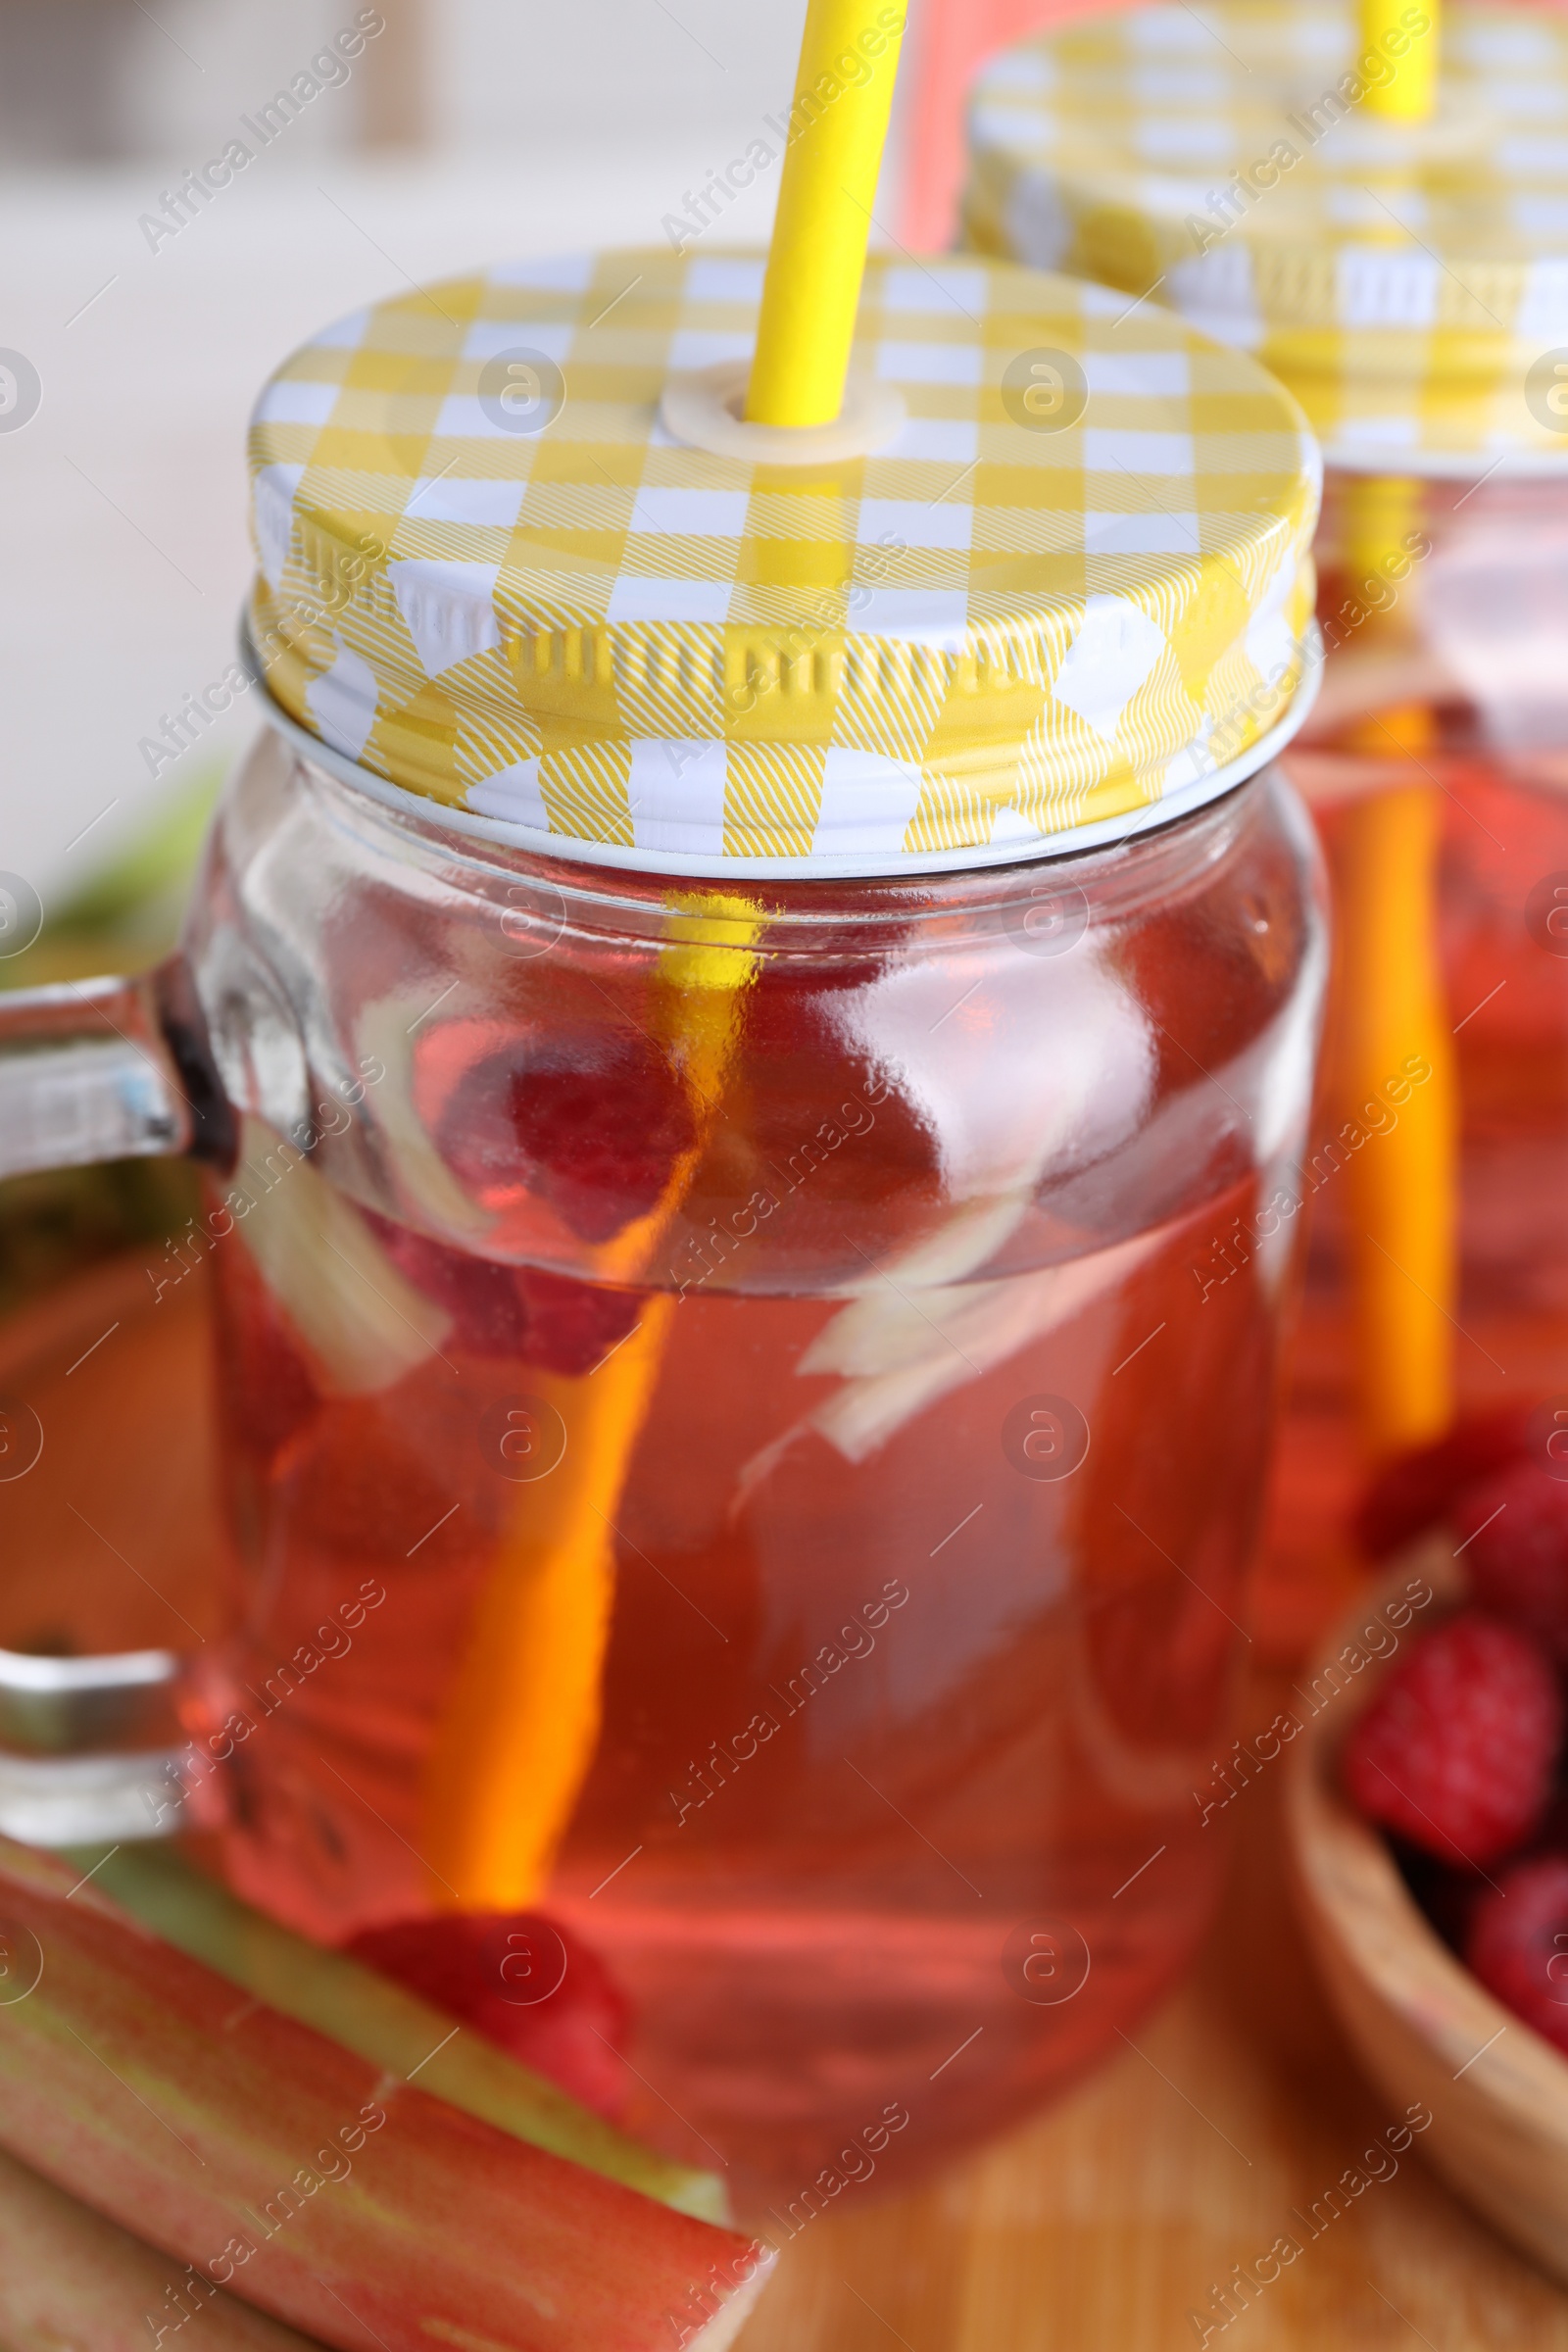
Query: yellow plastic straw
xmin=421 ymin=1304 xmax=677 ymax=1909
xmin=747 ymin=0 xmax=910 ymax=427
xmin=422 ymin=899 xmax=761 ymax=1910
xmin=1337 ymin=471 xmax=1456 ymax=1457
xmin=420 ymin=0 xmax=915 ymax=1901
xmin=1332 ymin=12 xmax=1452 ymax=1456
xmin=1361 ymin=0 xmax=1438 ymax=122
xmin=1336 ymin=778 xmax=1457 ymax=1457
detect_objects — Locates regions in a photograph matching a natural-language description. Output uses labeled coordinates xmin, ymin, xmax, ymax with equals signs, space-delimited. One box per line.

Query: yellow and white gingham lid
xmin=965 ymin=0 xmax=1568 ymax=475
xmin=245 ymin=246 xmax=1319 ymax=873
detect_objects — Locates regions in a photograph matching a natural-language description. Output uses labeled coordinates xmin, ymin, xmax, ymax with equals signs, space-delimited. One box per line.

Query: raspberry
xmin=370 ymin=1222 xmax=644 ymax=1377
xmin=427 ymin=1030 xmax=698 ymax=1244
xmin=510 ymin=1042 xmax=697 ymax=1243
xmin=345 ymin=1910 xmax=631 ymax=2121
xmin=1464 ymin=1855 xmax=1568 ymax=2055
xmin=1343 ymin=1611 xmax=1562 ymax=1866
xmin=1353 ymin=1407 xmax=1536 ymax=1560
xmin=1457 ymin=1461 xmax=1568 ymax=1660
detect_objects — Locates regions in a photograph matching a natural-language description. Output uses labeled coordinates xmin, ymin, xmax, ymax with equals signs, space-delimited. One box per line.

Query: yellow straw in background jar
xmin=1334 ymin=511 xmax=1457 ymax=1456
xmin=1333 ymin=0 xmax=1456 ymax=1460
xmin=421 ymin=6 xmax=907 ymax=1908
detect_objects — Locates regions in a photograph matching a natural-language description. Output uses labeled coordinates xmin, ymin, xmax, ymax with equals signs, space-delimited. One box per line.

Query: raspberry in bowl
xmin=1342 ymin=1612 xmax=1563 ymax=1872
xmin=1288 ymin=1409 xmax=1568 ymax=2282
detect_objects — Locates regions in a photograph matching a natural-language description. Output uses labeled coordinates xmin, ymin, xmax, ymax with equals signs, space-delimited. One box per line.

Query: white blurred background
xmin=0 ymin=0 xmax=922 ymax=908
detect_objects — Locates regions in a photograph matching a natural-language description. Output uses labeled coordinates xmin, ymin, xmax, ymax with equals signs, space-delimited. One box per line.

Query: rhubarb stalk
xmin=0 ymin=2139 xmax=318 ymax=2352
xmin=74 ymin=1839 xmax=725 ymax=2219
xmin=0 ymin=1837 xmax=770 ymax=2352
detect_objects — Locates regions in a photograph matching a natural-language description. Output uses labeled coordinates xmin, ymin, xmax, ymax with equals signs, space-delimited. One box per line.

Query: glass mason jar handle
xmin=0 ymin=959 xmax=234 ymax=1845
xmin=0 ymin=962 xmax=232 ymax=1182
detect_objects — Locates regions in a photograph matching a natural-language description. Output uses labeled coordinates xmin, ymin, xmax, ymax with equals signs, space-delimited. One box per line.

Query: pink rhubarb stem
xmin=0 ymin=1838 xmax=770 ymax=2352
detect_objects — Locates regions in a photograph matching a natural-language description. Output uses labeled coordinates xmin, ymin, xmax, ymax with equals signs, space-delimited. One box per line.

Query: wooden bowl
xmin=1286 ymin=1540 xmax=1568 ymax=2283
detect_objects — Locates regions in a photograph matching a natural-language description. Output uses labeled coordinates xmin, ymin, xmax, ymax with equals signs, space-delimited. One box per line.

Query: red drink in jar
xmin=195 ymin=760 xmax=1322 ymax=2206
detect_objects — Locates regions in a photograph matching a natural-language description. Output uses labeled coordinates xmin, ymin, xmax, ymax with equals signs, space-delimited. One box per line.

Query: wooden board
xmin=5 ymin=1258 xmax=1568 ymax=2348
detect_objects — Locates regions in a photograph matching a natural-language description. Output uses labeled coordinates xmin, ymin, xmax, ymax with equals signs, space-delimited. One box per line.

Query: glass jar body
xmin=183 ymin=731 xmax=1326 ymax=2207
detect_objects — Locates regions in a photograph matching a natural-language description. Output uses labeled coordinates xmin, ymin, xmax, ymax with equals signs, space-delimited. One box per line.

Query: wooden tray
xmin=5 ymin=1258 xmax=1568 ymax=2348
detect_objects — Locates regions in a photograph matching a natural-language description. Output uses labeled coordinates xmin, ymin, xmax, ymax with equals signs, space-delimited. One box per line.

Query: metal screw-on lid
xmin=965 ymin=0 xmax=1568 ymax=475
xmin=247 ymin=246 xmax=1319 ymax=874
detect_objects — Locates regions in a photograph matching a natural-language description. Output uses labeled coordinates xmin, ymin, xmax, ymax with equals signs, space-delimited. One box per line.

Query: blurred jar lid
xmin=963 ymin=1 xmax=1568 ymax=476
xmin=246 ymin=247 xmax=1319 ymax=875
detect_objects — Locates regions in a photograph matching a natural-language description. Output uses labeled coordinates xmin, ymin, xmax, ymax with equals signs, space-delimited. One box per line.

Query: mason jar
xmin=0 ymin=243 xmax=1324 ymax=2206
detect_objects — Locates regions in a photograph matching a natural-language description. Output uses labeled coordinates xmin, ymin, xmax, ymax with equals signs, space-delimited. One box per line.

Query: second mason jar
xmin=964 ymin=0 xmax=1568 ymax=1491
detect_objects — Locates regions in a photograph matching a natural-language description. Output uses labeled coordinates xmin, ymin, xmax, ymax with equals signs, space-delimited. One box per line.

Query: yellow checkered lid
xmin=964 ymin=0 xmax=1568 ymax=475
xmin=246 ymin=246 xmax=1319 ymax=873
